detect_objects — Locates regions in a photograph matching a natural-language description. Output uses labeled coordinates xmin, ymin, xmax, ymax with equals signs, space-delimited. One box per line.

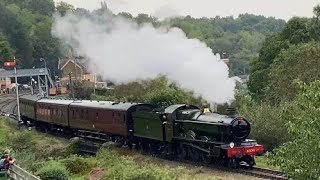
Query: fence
xmin=8 ymin=164 xmax=41 ymax=180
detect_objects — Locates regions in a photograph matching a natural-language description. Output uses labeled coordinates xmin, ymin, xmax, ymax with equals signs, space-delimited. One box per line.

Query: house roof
xmin=58 ymin=57 xmax=89 ymax=73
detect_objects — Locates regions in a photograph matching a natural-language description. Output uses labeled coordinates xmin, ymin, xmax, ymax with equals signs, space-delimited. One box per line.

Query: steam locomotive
xmin=19 ymin=95 xmax=263 ymax=167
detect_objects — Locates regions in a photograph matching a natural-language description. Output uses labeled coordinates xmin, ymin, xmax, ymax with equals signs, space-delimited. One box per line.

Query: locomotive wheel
xmin=244 ymin=155 xmax=255 ymax=168
xmin=227 ymin=158 xmax=239 ymax=168
xmin=200 ymin=152 xmax=211 ymax=164
xmin=177 ymin=144 xmax=188 ymax=160
xmin=189 ymin=148 xmax=200 ymax=162
xmin=137 ymin=142 xmax=145 ymax=154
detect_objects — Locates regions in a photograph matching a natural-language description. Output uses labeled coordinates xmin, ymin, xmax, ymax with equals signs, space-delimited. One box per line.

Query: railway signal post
xmin=2 ymin=59 xmax=21 ymax=123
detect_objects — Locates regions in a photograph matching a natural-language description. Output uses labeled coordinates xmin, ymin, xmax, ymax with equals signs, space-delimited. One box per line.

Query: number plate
xmin=246 ymin=148 xmax=255 ymax=153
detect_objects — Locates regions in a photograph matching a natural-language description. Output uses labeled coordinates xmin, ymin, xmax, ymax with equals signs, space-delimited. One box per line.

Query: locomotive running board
xmin=180 ymin=142 xmax=210 ymax=154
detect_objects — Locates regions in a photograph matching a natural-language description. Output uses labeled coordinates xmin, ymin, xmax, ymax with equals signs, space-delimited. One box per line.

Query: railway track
xmin=0 ymin=92 xmax=30 ymax=120
xmin=235 ymin=167 xmax=286 ymax=180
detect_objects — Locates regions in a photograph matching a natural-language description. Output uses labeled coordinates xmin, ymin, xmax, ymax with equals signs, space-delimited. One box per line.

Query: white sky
xmin=54 ymin=0 xmax=319 ymax=20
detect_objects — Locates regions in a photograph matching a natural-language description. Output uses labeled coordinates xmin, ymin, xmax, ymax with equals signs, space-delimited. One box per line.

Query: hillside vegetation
xmin=0 ymin=0 xmax=284 ymax=77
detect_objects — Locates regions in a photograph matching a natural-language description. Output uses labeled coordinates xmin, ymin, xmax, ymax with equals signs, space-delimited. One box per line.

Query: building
xmin=57 ymin=57 xmax=107 ymax=88
xmin=0 ymin=69 xmax=11 ymax=92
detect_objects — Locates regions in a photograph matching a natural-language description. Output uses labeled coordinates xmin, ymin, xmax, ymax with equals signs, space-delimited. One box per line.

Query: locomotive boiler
xmin=174 ymin=107 xmax=251 ymax=142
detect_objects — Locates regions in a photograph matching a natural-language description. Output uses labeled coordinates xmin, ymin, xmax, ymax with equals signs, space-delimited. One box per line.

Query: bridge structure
xmin=0 ymin=68 xmax=54 ymax=97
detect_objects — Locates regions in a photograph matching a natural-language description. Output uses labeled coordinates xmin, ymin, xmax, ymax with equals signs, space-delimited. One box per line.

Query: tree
xmin=92 ymin=76 xmax=205 ymax=108
xmin=269 ymin=80 xmax=320 ymax=179
xmin=248 ymin=16 xmax=315 ymax=101
xmin=266 ymin=42 xmax=320 ymax=101
xmin=248 ymin=34 xmax=288 ymax=100
xmin=56 ymin=1 xmax=74 ymax=16
xmin=118 ymin=12 xmax=133 ymax=19
xmin=314 ymin=4 xmax=320 ymax=21
xmin=23 ymin=0 xmax=55 ymax=16
xmin=0 ymin=3 xmax=33 ymax=67
xmin=0 ymin=33 xmax=14 ymax=62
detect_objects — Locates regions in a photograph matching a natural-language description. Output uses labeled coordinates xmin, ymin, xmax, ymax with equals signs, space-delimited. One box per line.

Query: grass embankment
xmin=0 ymin=118 xmax=271 ymax=180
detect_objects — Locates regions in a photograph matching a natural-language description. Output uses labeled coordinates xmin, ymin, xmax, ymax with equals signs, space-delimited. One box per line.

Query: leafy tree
xmin=118 ymin=12 xmax=133 ymax=19
xmin=23 ymin=0 xmax=55 ymax=16
xmin=248 ymin=17 xmax=314 ymax=101
xmin=72 ymin=80 xmax=93 ymax=99
xmin=313 ymin=4 xmax=320 ymax=21
xmin=269 ymin=80 xmax=320 ymax=179
xmin=267 ymin=42 xmax=320 ymax=101
xmin=0 ymin=3 xmax=33 ymax=67
xmin=92 ymin=76 xmax=205 ymax=108
xmin=0 ymin=33 xmax=14 ymax=63
xmin=56 ymin=1 xmax=75 ymax=16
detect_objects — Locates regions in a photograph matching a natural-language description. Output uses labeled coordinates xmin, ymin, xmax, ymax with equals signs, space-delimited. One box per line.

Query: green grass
xmin=255 ymin=156 xmax=279 ymax=170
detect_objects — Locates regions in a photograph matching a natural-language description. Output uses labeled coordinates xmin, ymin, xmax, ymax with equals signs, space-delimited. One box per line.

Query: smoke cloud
xmin=52 ymin=11 xmax=237 ymax=104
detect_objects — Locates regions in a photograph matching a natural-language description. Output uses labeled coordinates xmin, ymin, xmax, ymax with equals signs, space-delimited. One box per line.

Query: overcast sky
xmin=54 ymin=0 xmax=319 ymax=20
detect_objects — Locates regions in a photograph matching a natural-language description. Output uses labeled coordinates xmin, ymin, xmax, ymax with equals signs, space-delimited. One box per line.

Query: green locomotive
xmin=133 ymin=104 xmax=262 ymax=167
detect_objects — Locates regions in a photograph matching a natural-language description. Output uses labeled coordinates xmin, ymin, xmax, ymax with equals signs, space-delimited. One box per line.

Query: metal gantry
xmin=0 ymin=68 xmax=54 ymax=97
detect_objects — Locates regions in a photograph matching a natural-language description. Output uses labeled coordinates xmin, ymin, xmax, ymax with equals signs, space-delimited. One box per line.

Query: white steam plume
xmin=52 ymin=12 xmax=237 ymax=104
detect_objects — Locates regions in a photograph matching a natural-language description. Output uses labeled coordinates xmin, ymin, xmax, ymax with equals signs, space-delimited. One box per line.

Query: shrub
xmin=62 ymin=155 xmax=96 ymax=175
xmin=36 ymin=161 xmax=69 ymax=180
xmin=235 ymin=92 xmax=290 ymax=150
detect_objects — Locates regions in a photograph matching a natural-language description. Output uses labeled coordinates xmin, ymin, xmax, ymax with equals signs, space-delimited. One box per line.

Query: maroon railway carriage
xmin=68 ymin=100 xmax=153 ymax=140
xmin=35 ymin=98 xmax=74 ymax=129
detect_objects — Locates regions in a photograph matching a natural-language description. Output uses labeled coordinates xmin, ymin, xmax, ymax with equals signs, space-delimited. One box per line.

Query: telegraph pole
xmin=14 ymin=59 xmax=21 ymax=122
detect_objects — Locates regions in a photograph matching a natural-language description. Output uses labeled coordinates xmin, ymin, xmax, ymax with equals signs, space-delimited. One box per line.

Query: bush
xmin=96 ymin=149 xmax=121 ymax=167
xmin=268 ymin=80 xmax=320 ymax=179
xmin=36 ymin=161 xmax=69 ymax=180
xmin=235 ymin=92 xmax=290 ymax=150
xmin=91 ymin=76 xmax=205 ymax=108
xmin=62 ymin=155 xmax=96 ymax=175
xmin=98 ymin=149 xmax=184 ymax=180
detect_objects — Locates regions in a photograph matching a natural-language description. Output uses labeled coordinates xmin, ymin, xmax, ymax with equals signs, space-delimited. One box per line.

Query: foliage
xmin=268 ymin=80 xmax=320 ymax=179
xmin=36 ymin=161 xmax=69 ymax=180
xmin=0 ymin=33 xmax=14 ymax=62
xmin=0 ymin=0 xmax=62 ymax=70
xmin=92 ymin=76 xmax=205 ymax=108
xmin=249 ymin=6 xmax=320 ymax=101
xmin=267 ymin=42 xmax=320 ymax=101
xmin=61 ymin=155 xmax=96 ymax=175
xmin=235 ymin=92 xmax=290 ymax=150
xmin=56 ymin=1 xmax=75 ymax=16
xmin=99 ymin=149 xmax=187 ymax=180
xmin=72 ymin=80 xmax=94 ymax=99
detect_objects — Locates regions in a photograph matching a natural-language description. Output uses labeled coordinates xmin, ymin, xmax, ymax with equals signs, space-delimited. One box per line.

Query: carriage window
xmin=96 ymin=112 xmax=99 ymax=120
xmin=123 ymin=115 xmax=126 ymax=123
xmin=86 ymin=110 xmax=89 ymax=120
xmin=73 ymin=110 xmax=75 ymax=118
xmin=61 ymin=109 xmax=64 ymax=116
